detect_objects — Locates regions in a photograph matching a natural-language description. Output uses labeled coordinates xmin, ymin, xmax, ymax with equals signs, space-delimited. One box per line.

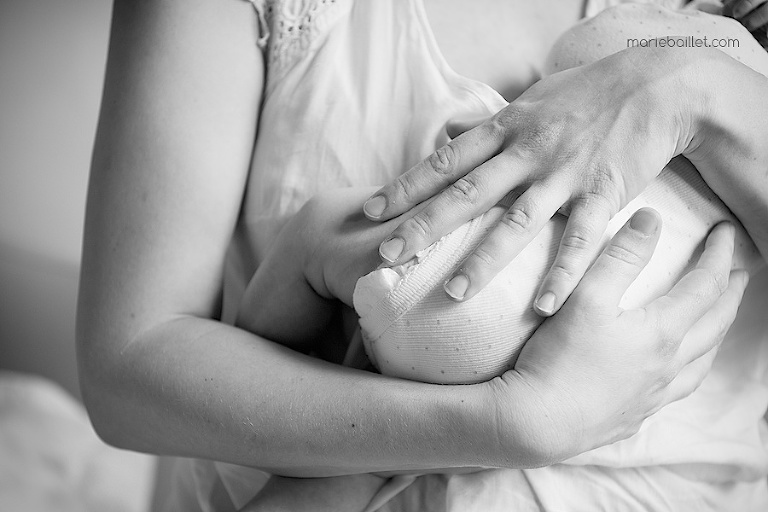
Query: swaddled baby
xmin=353 ymin=158 xmax=764 ymax=384
xmin=353 ymin=3 xmax=768 ymax=385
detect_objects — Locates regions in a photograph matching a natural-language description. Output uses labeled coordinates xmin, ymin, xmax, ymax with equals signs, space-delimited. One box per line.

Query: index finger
xmin=362 ymin=118 xmax=507 ymax=221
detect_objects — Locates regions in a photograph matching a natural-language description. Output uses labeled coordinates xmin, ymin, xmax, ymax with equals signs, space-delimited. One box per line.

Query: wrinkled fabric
xmin=163 ymin=0 xmax=768 ymax=510
xmin=0 ymin=372 xmax=156 ymax=512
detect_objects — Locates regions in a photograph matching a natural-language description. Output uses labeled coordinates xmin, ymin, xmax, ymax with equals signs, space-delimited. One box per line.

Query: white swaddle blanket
xmin=353 ymin=156 xmax=764 ymax=384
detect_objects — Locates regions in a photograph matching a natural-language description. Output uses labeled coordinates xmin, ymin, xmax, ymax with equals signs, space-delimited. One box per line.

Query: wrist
xmin=471 ymin=374 xmax=577 ymax=469
xmin=626 ymin=45 xmax=716 ymax=157
xmin=674 ymin=47 xmax=733 ymax=158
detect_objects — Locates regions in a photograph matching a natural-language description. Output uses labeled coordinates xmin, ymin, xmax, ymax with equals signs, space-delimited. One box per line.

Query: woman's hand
xmin=300 ymin=187 xmax=400 ymax=307
xmin=483 ymin=210 xmax=749 ymax=465
xmin=362 ymin=46 xmax=696 ymax=314
xmin=237 ymin=187 xmax=413 ymax=348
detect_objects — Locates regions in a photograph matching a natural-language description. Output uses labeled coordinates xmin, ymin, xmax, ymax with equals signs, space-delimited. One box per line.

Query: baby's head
xmin=353 ymin=205 xmax=565 ymax=384
xmin=544 ymin=3 xmax=768 ymax=78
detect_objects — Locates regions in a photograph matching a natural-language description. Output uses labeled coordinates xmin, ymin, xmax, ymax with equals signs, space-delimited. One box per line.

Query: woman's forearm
xmin=683 ymin=47 xmax=768 ymax=261
xmin=81 ymin=314 xmax=529 ymax=476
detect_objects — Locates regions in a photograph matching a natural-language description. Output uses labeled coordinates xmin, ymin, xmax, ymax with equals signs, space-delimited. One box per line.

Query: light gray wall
xmin=0 ymin=0 xmax=112 ymax=399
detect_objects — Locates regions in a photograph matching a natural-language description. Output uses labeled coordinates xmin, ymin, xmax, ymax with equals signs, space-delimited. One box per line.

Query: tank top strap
xmin=244 ymin=0 xmax=352 ymax=93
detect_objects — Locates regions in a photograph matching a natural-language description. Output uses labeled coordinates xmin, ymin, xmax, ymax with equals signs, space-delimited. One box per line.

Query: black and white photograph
xmin=2 ymin=0 xmax=768 ymax=510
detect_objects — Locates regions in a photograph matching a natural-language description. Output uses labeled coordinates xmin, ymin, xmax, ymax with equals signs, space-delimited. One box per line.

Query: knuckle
xmin=500 ymin=205 xmax=535 ymax=236
xmin=427 ymin=143 xmax=458 ymax=176
xmin=603 ymin=241 xmax=645 ymax=269
xmin=403 ymin=212 xmax=434 ymax=241
xmin=560 ymin=228 xmax=594 ymax=254
xmin=470 ymin=245 xmax=498 ymax=270
xmin=580 ymin=189 xmax=617 ymax=214
xmin=581 ymin=166 xmax=622 ymax=212
xmin=448 ymin=176 xmax=481 ymax=205
xmin=394 ymin=172 xmax=420 ymax=204
xmin=548 ymin=262 xmax=579 ymax=284
xmin=484 ymin=114 xmax=512 ymax=142
xmin=702 ymin=267 xmax=729 ymax=296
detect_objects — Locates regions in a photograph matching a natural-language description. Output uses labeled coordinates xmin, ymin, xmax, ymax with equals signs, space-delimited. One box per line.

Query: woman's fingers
xmin=362 ymin=119 xmax=507 ymax=221
xmin=664 ymin=269 xmax=748 ymax=407
xmin=568 ymin=208 xmax=662 ymax=311
xmin=648 ymin=222 xmax=736 ymax=338
xmin=731 ymin=0 xmax=768 ymax=19
xmin=663 ymin=346 xmax=720 ymax=407
xmin=676 ymin=269 xmax=749 ymax=365
xmin=742 ymin=3 xmax=768 ymax=31
xmin=443 ymin=182 xmax=570 ymax=301
xmin=666 ymin=269 xmax=747 ymax=407
xmin=377 ymin=152 xmax=531 ymax=264
xmin=533 ymin=198 xmax=614 ymax=316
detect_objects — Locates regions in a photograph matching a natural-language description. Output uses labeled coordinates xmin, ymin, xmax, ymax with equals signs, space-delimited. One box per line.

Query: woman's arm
xmin=239 ymin=186 xmax=749 ymax=469
xmin=76 ymin=0 xmax=464 ymax=475
xmin=684 ymin=48 xmax=768 ymax=260
xmin=76 ymin=0 xmax=524 ymax=477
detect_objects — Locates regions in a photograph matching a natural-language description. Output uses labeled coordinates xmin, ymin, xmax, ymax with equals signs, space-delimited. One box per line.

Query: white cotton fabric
xmin=162 ymin=0 xmax=768 ymax=510
xmin=0 ymin=372 xmax=156 ymax=512
xmin=352 ymin=158 xmax=763 ymax=385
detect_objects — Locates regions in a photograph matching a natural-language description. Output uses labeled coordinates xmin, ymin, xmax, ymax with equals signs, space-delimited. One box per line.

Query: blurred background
xmin=0 ymin=0 xmax=109 ymax=399
xmin=1 ymin=1 xmax=158 ymax=510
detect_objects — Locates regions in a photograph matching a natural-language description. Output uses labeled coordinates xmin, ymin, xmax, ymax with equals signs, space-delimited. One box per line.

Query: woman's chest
xmin=243 ymin=0 xmax=588 ymax=224
xmin=423 ymin=0 xmax=585 ymax=100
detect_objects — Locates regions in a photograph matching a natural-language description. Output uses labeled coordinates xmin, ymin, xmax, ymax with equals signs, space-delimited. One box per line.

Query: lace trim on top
xmin=245 ymin=0 xmax=350 ymax=93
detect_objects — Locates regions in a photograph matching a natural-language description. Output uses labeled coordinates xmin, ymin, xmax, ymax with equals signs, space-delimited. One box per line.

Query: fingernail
xmin=379 ymin=237 xmax=404 ymax=263
xmin=535 ymin=292 xmax=556 ymax=315
xmin=363 ymin=196 xmax=387 ymax=219
xmin=736 ymin=269 xmax=750 ymax=289
xmin=444 ymin=274 xmax=469 ymax=300
xmin=629 ymin=209 xmax=658 ymax=235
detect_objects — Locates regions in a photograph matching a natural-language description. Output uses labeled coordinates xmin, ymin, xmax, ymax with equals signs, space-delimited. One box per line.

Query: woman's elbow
xmin=75 ymin=300 xmax=148 ymax=450
xmin=75 ymin=331 xmax=133 ymax=449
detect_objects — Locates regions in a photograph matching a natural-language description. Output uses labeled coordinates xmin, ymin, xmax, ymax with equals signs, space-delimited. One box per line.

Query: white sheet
xmin=0 ymin=371 xmax=156 ymax=512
